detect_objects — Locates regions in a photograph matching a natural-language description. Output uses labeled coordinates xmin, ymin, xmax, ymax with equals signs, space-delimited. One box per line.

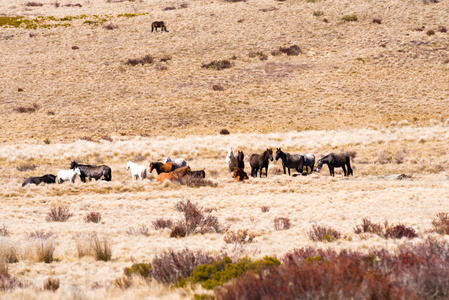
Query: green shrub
xmin=342 ymin=15 xmax=358 ymax=22
xmin=124 ymin=263 xmax=151 ymax=278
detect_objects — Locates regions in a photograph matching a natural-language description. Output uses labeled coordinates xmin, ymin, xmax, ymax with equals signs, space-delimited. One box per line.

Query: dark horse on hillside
xmin=22 ymin=174 xmax=56 ymax=187
xmin=275 ymin=148 xmax=302 ymax=176
xmin=70 ymin=161 xmax=112 ymax=182
xmin=249 ymin=148 xmax=273 ymax=177
xmin=229 ymin=151 xmax=245 ymax=172
xmin=149 ymin=162 xmax=176 ymax=175
xmin=315 ymin=153 xmax=353 ymax=177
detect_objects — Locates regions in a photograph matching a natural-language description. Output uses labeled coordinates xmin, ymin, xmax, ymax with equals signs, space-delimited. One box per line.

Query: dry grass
xmin=84 ymin=211 xmax=102 ymax=223
xmin=46 ymin=206 xmax=73 ymax=222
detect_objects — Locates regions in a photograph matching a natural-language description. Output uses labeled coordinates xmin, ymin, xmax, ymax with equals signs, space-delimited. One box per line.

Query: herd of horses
xmin=21 ymin=150 xmax=353 ymax=187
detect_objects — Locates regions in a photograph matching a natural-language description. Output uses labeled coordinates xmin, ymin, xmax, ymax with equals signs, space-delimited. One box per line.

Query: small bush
xmin=90 ymin=235 xmax=112 ymax=261
xmin=278 ymin=45 xmax=302 ymax=56
xmin=34 ymin=238 xmax=55 ymax=263
xmin=101 ymin=136 xmax=113 ymax=142
xmin=0 ymin=225 xmax=10 ymax=237
xmin=0 ymin=273 xmax=25 ymax=290
xmin=260 ymin=206 xmax=270 ymax=213
xmin=174 ymin=199 xmax=224 ymax=236
xmin=438 ymin=26 xmax=447 ymax=33
xmin=25 ymin=2 xmax=43 ymax=7
xmin=43 ymin=138 xmax=51 ymax=144
xmin=180 ymin=2 xmax=188 ymax=8
xmin=126 ymin=225 xmax=149 ymax=236
xmin=274 ymin=217 xmax=291 ymax=230
xmin=426 ymin=29 xmax=435 ymax=36
xmin=223 ymin=229 xmax=255 ymax=245
xmin=103 ymin=23 xmax=118 ymax=30
xmin=222 ymin=0 xmax=246 ymax=2
xmin=28 ymin=230 xmax=53 ymax=240
xmin=46 ymin=206 xmax=73 ymax=222
xmin=16 ymin=162 xmax=37 ymax=172
xmin=126 ymin=55 xmax=154 ymax=66
xmin=124 ymin=263 xmax=151 ymax=278
xmin=164 ymin=6 xmax=176 ymax=10
xmin=201 ymin=60 xmax=232 ymax=70
xmin=84 ymin=211 xmax=102 ymax=223
xmin=179 ymin=175 xmax=218 ymax=188
xmin=385 ymin=224 xmax=418 ymax=239
xmin=14 ymin=104 xmax=39 ymax=113
xmin=65 ymin=3 xmax=82 ymax=7
xmin=342 ymin=15 xmax=358 ymax=22
xmin=431 ymin=212 xmax=449 ymax=234
xmin=307 ymin=224 xmax=341 ymax=242
xmin=170 ymin=224 xmax=187 ymax=238
xmin=71 ymin=46 xmax=79 ymax=50
xmin=212 ymin=84 xmax=224 ymax=91
xmin=219 ymin=129 xmax=230 ymax=135
xmin=0 ymin=243 xmax=19 ymax=264
xmin=423 ymin=0 xmax=439 ymax=4
xmin=152 ymin=219 xmax=173 ymax=230
xmin=372 ymin=18 xmax=382 ymax=24
xmin=313 ymin=11 xmax=324 ymax=17
xmin=354 ymin=218 xmax=418 ymax=239
xmin=43 ymin=277 xmax=59 ymax=291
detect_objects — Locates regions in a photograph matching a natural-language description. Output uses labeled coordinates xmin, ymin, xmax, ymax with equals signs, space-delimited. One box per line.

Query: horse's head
xmin=238 ymin=151 xmax=244 ymax=161
xmin=149 ymin=163 xmax=155 ymax=173
xmin=315 ymin=160 xmax=323 ymax=172
xmin=70 ymin=161 xmax=78 ymax=169
xmin=227 ymin=148 xmax=234 ymax=158
xmin=74 ymin=168 xmax=81 ymax=175
xmin=126 ymin=161 xmax=131 ymax=170
xmin=267 ymin=148 xmax=274 ymax=161
xmin=275 ymin=148 xmax=282 ymax=161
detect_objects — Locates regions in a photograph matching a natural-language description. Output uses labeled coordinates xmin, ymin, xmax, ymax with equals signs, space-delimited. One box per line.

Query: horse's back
xmin=157 ymin=172 xmax=177 ymax=183
xmin=249 ymin=154 xmax=260 ymax=167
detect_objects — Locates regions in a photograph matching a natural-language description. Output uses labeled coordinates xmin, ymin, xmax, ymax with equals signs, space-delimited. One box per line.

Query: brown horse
xmin=157 ymin=166 xmax=192 ymax=183
xmin=157 ymin=172 xmax=178 ymax=183
xmin=229 ymin=151 xmax=244 ymax=172
xmin=315 ymin=153 xmax=353 ymax=177
xmin=149 ymin=162 xmax=176 ymax=175
xmin=232 ymin=167 xmax=249 ymax=181
xmin=249 ymin=148 xmax=273 ymax=177
xmin=151 ymin=21 xmax=169 ymax=32
xmin=172 ymin=166 xmax=191 ymax=177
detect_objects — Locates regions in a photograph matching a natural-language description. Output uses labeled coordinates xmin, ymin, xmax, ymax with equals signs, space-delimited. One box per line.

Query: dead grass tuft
xmin=0 ymin=225 xmax=10 ymax=237
xmin=354 ymin=218 xmax=418 ymax=239
xmin=103 ymin=23 xmax=118 ymax=30
xmin=274 ymin=217 xmax=291 ymax=230
xmin=84 ymin=211 xmax=102 ymax=223
xmin=16 ymin=162 xmax=37 ymax=172
xmin=201 ymin=60 xmax=232 ymax=70
xmin=43 ymin=277 xmax=60 ymax=291
xmin=224 ymin=229 xmax=255 ymax=245
xmin=34 ymin=238 xmax=55 ymax=263
xmin=152 ymin=219 xmax=173 ymax=230
xmin=212 ymin=84 xmax=225 ymax=91
xmin=308 ymin=224 xmax=341 ymax=242
xmin=28 ymin=230 xmax=53 ymax=240
xmin=90 ymin=235 xmax=112 ymax=261
xmin=431 ymin=212 xmax=449 ymax=235
xmin=426 ymin=29 xmax=435 ymax=36
xmin=125 ymin=55 xmax=154 ymax=66
xmin=260 ymin=206 xmax=270 ymax=213
xmin=25 ymin=2 xmax=43 ymax=7
xmin=278 ymin=45 xmax=302 ymax=56
xmin=46 ymin=206 xmax=73 ymax=222
xmin=126 ymin=225 xmax=149 ymax=236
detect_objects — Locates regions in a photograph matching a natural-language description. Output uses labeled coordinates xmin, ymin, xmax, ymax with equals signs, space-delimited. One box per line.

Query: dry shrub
xmin=354 ymin=218 xmax=417 ymax=239
xmin=14 ymin=104 xmax=39 ymax=113
xmin=0 ymin=272 xmax=25 ymax=290
xmin=34 ymin=238 xmax=55 ymax=263
xmin=220 ymin=128 xmax=230 ymax=135
xmin=43 ymin=277 xmax=60 ymax=291
xmin=150 ymin=249 xmax=217 ymax=284
xmin=307 ymin=224 xmax=341 ymax=242
xmin=173 ymin=200 xmax=224 ymax=236
xmin=65 ymin=3 xmax=82 ymax=7
xmin=126 ymin=225 xmax=149 ymax=236
xmin=25 ymin=2 xmax=43 ymax=6
xmin=414 ymin=26 xmax=426 ymax=32
xmin=426 ymin=29 xmax=435 ymax=36
xmin=274 ymin=218 xmax=291 ymax=230
xmin=438 ymin=26 xmax=447 ymax=33
xmin=260 ymin=206 xmax=270 ymax=213
xmin=84 ymin=211 xmax=102 ymax=223
xmin=46 ymin=206 xmax=73 ymax=222
xmin=103 ymin=23 xmax=118 ymax=30
xmin=101 ymin=136 xmax=113 ymax=142
xmin=71 ymin=46 xmax=79 ymax=50
xmin=372 ymin=18 xmax=382 ymax=24
xmin=212 ymin=84 xmax=225 ymax=91
xmin=0 ymin=225 xmax=10 ymax=237
xmin=180 ymin=2 xmax=188 ymax=8
xmin=222 ymin=0 xmax=246 ymax=2
xmin=313 ymin=11 xmax=324 ymax=17
xmin=278 ymin=45 xmax=302 ymax=56
xmin=126 ymin=55 xmax=154 ymax=66
xmin=431 ymin=212 xmax=449 ymax=234
xmin=201 ymin=60 xmax=232 ymax=70
xmin=179 ymin=175 xmax=217 ymax=188
xmin=423 ymin=0 xmax=440 ymax=4
xmin=224 ymin=229 xmax=255 ymax=246
xmin=0 ymin=243 xmax=19 ymax=264
xmin=260 ymin=7 xmax=277 ymax=12
xmin=152 ymin=219 xmax=173 ymax=230
xmin=90 ymin=235 xmax=112 ymax=261
xmin=170 ymin=224 xmax=186 ymax=238
xmin=342 ymin=15 xmax=358 ymax=22
xmin=163 ymin=6 xmax=176 ymax=10
xmin=16 ymin=162 xmax=37 ymax=172
xmin=28 ymin=230 xmax=53 ymax=240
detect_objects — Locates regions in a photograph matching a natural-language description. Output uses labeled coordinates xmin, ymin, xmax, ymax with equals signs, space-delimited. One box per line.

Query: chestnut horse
xmin=149 ymin=162 xmax=176 ymax=175
xmin=232 ymin=167 xmax=249 ymax=181
xmin=249 ymin=148 xmax=273 ymax=177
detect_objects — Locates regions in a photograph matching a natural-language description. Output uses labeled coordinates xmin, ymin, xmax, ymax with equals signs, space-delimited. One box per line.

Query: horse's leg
xmin=329 ymin=166 xmax=334 ymax=177
xmin=283 ymin=163 xmax=286 ymax=175
xmin=288 ymin=167 xmax=291 ymax=176
xmin=342 ymin=165 xmax=347 ymax=176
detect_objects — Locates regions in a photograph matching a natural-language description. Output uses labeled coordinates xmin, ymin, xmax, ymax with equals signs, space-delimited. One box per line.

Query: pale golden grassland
xmin=1 ymin=0 xmax=449 ymax=298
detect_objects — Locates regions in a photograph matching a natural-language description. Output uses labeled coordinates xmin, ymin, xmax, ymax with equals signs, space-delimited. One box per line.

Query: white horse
xmin=163 ymin=157 xmax=187 ymax=169
xmin=226 ymin=148 xmax=235 ymax=166
xmin=126 ymin=161 xmax=147 ymax=180
xmin=57 ymin=168 xmax=81 ymax=184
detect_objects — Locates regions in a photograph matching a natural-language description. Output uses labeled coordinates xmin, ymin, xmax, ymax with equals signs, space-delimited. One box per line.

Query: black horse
xmin=315 ymin=153 xmax=353 ymax=177
xmin=229 ymin=151 xmax=244 ymax=172
xmin=275 ymin=148 xmax=303 ymax=176
xmin=249 ymin=148 xmax=273 ymax=177
xmin=22 ymin=174 xmax=56 ymax=187
xmin=70 ymin=161 xmax=112 ymax=182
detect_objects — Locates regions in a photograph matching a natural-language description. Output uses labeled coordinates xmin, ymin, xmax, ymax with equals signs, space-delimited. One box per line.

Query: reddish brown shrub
xmin=220 ymin=128 xmax=230 ymax=135
xmin=126 ymin=55 xmax=154 ymax=66
xmin=307 ymin=224 xmax=341 ymax=242
xmin=260 ymin=206 xmax=270 ymax=213
xmin=372 ymin=18 xmax=382 ymax=24
xmin=152 ymin=219 xmax=173 ymax=230
xmin=201 ymin=60 xmax=232 ymax=70
xmin=212 ymin=84 xmax=225 ymax=91
xmin=223 ymin=229 xmax=255 ymax=245
xmin=431 ymin=212 xmax=449 ymax=234
xmin=84 ymin=211 xmax=102 ymax=223
xmin=274 ymin=218 xmax=291 ymax=230
xmin=427 ymin=29 xmax=435 ymax=36
xmin=46 ymin=206 xmax=73 ymax=222
xmin=278 ymin=45 xmax=302 ymax=56
xmin=25 ymin=2 xmax=43 ymax=6
xmin=170 ymin=224 xmax=186 ymax=238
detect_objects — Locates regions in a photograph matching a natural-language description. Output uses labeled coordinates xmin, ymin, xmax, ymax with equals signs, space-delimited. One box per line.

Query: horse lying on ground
xmin=249 ymin=148 xmax=273 ymax=177
xmin=157 ymin=166 xmax=192 ymax=183
xmin=232 ymin=167 xmax=249 ymax=181
xmin=22 ymin=174 xmax=56 ymax=187
xmin=57 ymin=168 xmax=81 ymax=184
xmin=70 ymin=162 xmax=112 ymax=182
xmin=126 ymin=161 xmax=147 ymax=180
xmin=315 ymin=153 xmax=353 ymax=177
xmin=229 ymin=151 xmax=244 ymax=172
xmin=149 ymin=162 xmax=175 ymax=175
xmin=163 ymin=157 xmax=187 ymax=169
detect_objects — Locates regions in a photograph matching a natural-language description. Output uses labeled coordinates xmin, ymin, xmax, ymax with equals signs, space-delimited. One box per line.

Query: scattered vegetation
xmin=179 ymin=174 xmax=218 ymax=188
xmin=152 ymin=219 xmax=173 ymax=230
xmin=90 ymin=235 xmax=112 ymax=261
xmin=126 ymin=225 xmax=149 ymax=236
xmin=33 ymin=238 xmax=55 ymax=263
xmin=0 ymin=225 xmax=9 ymax=237
xmin=0 ymin=243 xmax=19 ymax=264
xmin=25 ymin=2 xmax=43 ymax=7
xmin=223 ymin=229 xmax=255 ymax=246
xmin=274 ymin=217 xmax=291 ymax=230
xmin=201 ymin=60 xmax=232 ymax=70
xmin=46 ymin=206 xmax=73 ymax=222
xmin=260 ymin=206 xmax=270 ymax=213
xmin=219 ymin=129 xmax=230 ymax=135
xmin=28 ymin=230 xmax=53 ymax=240
xmin=84 ymin=211 xmax=102 ymax=223
xmin=426 ymin=29 xmax=435 ymax=36
xmin=103 ymin=23 xmax=118 ymax=30
xmin=278 ymin=45 xmax=302 ymax=56
xmin=43 ymin=277 xmax=60 ymax=291
xmin=342 ymin=15 xmax=358 ymax=22
xmin=212 ymin=84 xmax=225 ymax=91
xmin=13 ymin=103 xmax=39 ymax=113
xmin=0 ymin=272 xmax=25 ymax=291
xmin=248 ymin=51 xmax=267 ymax=60
xmin=372 ymin=18 xmax=382 ymax=24
xmin=16 ymin=162 xmax=37 ymax=172
xmin=307 ymin=224 xmax=341 ymax=242
xmin=354 ymin=218 xmax=418 ymax=239
xmin=125 ymin=55 xmax=154 ymax=66
xmin=438 ymin=26 xmax=447 ymax=33
xmin=431 ymin=212 xmax=449 ymax=235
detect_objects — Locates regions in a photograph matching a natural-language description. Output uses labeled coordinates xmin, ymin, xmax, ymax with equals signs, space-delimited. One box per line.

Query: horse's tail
xmin=104 ymin=166 xmax=112 ymax=181
xmin=346 ymin=156 xmax=353 ymax=176
xmin=22 ymin=180 xmax=28 ymax=187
